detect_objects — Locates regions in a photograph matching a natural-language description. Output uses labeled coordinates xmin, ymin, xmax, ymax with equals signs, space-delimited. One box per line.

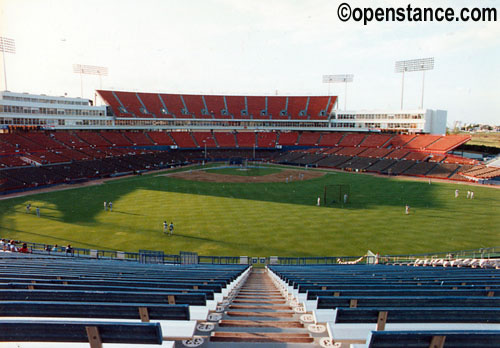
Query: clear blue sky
xmin=1 ymin=0 xmax=499 ymax=125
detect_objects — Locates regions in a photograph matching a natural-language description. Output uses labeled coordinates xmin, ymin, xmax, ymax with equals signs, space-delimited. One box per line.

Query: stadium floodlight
xmin=323 ymin=74 xmax=354 ymax=110
xmin=395 ymin=57 xmax=434 ymax=109
xmin=72 ymin=64 xmax=109 ymax=98
xmin=0 ymin=37 xmax=16 ymax=90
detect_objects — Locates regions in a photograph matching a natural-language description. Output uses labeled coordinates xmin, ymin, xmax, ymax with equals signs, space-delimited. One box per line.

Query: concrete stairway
xmin=205 ymin=268 xmax=324 ymax=347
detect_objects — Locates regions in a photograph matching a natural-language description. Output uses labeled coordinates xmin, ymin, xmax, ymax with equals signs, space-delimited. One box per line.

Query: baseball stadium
xmin=0 ymin=0 xmax=499 ymax=347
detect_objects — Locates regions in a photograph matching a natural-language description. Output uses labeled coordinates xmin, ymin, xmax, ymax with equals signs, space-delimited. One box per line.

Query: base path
xmin=185 ymin=268 xmax=329 ymax=347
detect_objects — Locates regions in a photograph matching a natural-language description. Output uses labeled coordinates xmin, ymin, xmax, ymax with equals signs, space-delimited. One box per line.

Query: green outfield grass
xmin=0 ymin=165 xmax=498 ymax=257
xmin=204 ymin=167 xmax=282 ymax=176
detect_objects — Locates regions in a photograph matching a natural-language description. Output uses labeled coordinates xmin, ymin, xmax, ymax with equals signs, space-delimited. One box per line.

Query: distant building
xmin=0 ymin=90 xmax=446 ymax=134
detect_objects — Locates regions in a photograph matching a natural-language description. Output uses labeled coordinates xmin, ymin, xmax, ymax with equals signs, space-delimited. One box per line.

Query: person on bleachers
xmin=0 ymin=239 xmax=5 ymax=251
xmin=9 ymin=240 xmax=18 ymax=252
xmin=19 ymin=243 xmax=30 ymax=253
xmin=65 ymin=244 xmax=73 ymax=256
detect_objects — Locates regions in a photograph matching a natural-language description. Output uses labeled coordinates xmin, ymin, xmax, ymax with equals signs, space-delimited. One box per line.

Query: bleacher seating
xmin=256 ymin=132 xmax=277 ymax=148
xmin=21 ymin=133 xmax=64 ymax=150
xmin=225 ymin=96 xmax=245 ymax=119
xmin=277 ymin=132 xmax=299 ymax=146
xmin=307 ymin=96 xmax=332 ymax=119
xmin=358 ymin=148 xmax=393 ymax=159
xmin=0 ymin=320 xmax=163 ymax=345
xmin=204 ymin=95 xmax=226 ymax=119
xmin=385 ymin=148 xmax=410 ymax=159
xmin=0 ymin=252 xmax=250 ymax=346
xmin=159 ymin=93 xmax=186 ymax=117
xmin=137 ymin=92 xmax=166 ymax=118
xmin=336 ymin=147 xmax=367 ymax=156
xmin=192 ymin=132 xmax=217 ymax=148
xmin=359 ymin=134 xmax=392 ymax=148
xmin=267 ymin=96 xmax=287 ymax=119
xmin=52 ymin=132 xmax=90 ymax=149
xmin=365 ymin=159 xmax=397 ymax=173
xmin=460 ymin=165 xmax=500 ymax=180
xmin=125 ymin=132 xmax=155 ymax=146
xmin=366 ymin=330 xmax=500 ymax=348
xmin=235 ymin=132 xmax=256 ymax=148
xmin=424 ymin=134 xmax=471 ymax=153
xmin=384 ymin=134 xmax=416 ymax=149
xmin=214 ymin=132 xmax=236 ymax=148
xmin=287 ymin=97 xmax=308 ymax=119
xmin=100 ymin=132 xmax=134 ymax=147
xmin=113 ymin=91 xmax=149 ymax=118
xmin=382 ymin=160 xmax=417 ymax=175
xmin=0 ymin=133 xmax=45 ymax=152
xmin=147 ymin=131 xmax=175 ymax=146
xmin=428 ymin=154 xmax=447 ymax=163
xmin=183 ymin=94 xmax=209 ymax=118
xmin=169 ymin=132 xmax=196 ymax=148
xmin=339 ymin=157 xmax=377 ymax=171
xmin=297 ymin=132 xmax=321 ymax=146
xmin=338 ymin=133 xmax=366 ymax=147
xmin=318 ymin=132 xmax=344 ymax=146
xmin=315 ymin=155 xmax=352 ymax=168
xmin=404 ymin=135 xmax=442 ymax=151
xmin=427 ymin=163 xmax=461 ymax=179
xmin=75 ymin=132 xmax=110 ymax=147
xmin=401 ymin=162 xmax=437 ymax=176
xmin=268 ymin=264 xmax=500 ymax=346
xmin=404 ymin=152 xmax=430 ymax=161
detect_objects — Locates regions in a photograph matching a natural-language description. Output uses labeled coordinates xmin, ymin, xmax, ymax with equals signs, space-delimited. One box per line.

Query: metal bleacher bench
xmin=0 ymin=301 xmax=190 ymax=321
xmin=362 ymin=330 xmax=500 ymax=348
xmin=324 ymin=307 xmax=500 ymax=344
xmin=0 ymin=320 xmax=163 ymax=348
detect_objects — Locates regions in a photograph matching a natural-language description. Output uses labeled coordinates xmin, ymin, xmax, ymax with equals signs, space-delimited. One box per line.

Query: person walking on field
xmin=455 ymin=189 xmax=459 ymax=198
xmin=169 ymin=222 xmax=174 ymax=236
xmin=163 ymin=221 xmax=168 ymax=234
xmin=108 ymin=202 xmax=112 ymax=212
xmin=405 ymin=204 xmax=410 ymax=215
xmin=104 ymin=201 xmax=107 ymax=211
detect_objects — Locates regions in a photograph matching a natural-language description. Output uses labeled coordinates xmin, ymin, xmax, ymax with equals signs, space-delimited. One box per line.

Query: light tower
xmin=323 ymin=74 xmax=354 ymax=110
xmin=395 ymin=57 xmax=434 ymax=109
xmin=72 ymin=64 xmax=108 ymax=98
xmin=0 ymin=37 xmax=16 ymax=90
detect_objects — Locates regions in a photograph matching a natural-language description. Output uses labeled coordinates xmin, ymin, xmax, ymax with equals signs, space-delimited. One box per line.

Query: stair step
xmin=227 ymin=311 xmax=295 ymax=318
xmin=219 ymin=320 xmax=304 ymax=328
xmin=233 ymin=299 xmax=287 ymax=304
xmin=230 ymin=305 xmax=291 ymax=310
xmin=236 ymin=295 xmax=283 ymax=299
xmin=210 ymin=332 xmax=313 ymax=343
